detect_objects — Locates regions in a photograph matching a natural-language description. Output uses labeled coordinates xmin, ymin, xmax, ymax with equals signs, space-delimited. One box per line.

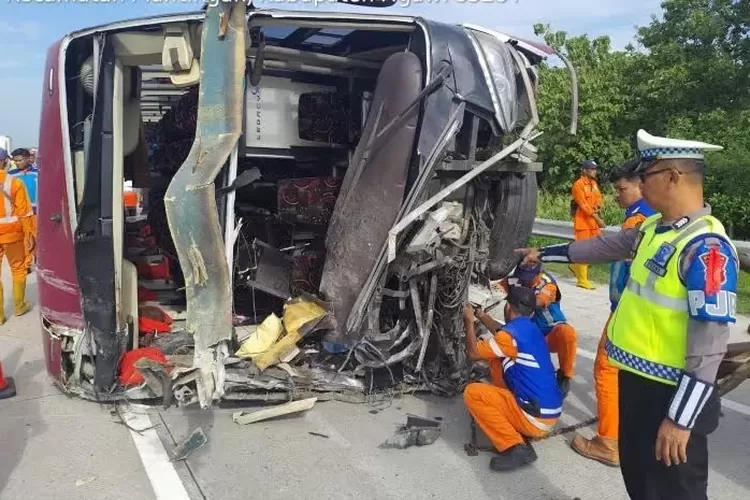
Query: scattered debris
xmin=380 ymin=414 xmax=442 ymax=449
xmin=308 ymin=431 xmax=330 ymax=439
xmin=232 ymin=397 xmax=317 ymax=425
xmin=75 ymin=476 xmax=97 ymax=487
xmin=170 ymin=427 xmax=208 ymax=462
xmin=235 ymin=313 xmax=284 ymax=360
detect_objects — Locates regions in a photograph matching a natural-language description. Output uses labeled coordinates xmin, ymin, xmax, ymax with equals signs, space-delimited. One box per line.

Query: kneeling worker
xmin=463 ymin=285 xmax=563 ymax=471
xmin=495 ymin=263 xmax=578 ymax=396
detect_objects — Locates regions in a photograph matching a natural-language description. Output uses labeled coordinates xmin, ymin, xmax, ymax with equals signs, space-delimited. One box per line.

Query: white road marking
xmin=122 ymin=410 xmax=191 ymax=500
xmin=720 ymin=398 xmax=750 ymax=416
xmin=576 ymin=347 xmax=750 ymax=417
xmin=576 ymin=348 xmax=596 ymax=361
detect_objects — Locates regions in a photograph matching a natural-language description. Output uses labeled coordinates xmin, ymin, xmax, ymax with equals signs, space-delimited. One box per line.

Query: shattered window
xmin=465 ymin=29 xmax=519 ymax=133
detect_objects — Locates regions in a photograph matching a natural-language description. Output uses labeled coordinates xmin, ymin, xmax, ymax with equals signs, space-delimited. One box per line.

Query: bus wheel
xmin=487 ymin=172 xmax=538 ymax=279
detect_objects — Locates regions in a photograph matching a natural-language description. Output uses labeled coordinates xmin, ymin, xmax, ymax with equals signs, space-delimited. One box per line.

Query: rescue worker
xmin=0 ymin=147 xmax=35 ymax=324
xmin=29 ymin=148 xmax=38 ymax=170
xmin=517 ymin=130 xmax=738 ymax=500
xmin=570 ymin=159 xmax=606 ymax=289
xmin=10 ymin=148 xmax=38 ymax=269
xmin=463 ymin=284 xmax=563 ymax=471
xmin=570 ymin=160 xmax=657 ymax=467
xmin=495 ymin=263 xmax=578 ymax=397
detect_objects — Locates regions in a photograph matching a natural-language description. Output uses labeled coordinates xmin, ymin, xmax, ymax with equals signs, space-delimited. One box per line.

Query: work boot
xmin=490 ymin=443 xmax=538 ymax=471
xmin=557 ymin=370 xmax=571 ymax=398
xmin=569 ymin=263 xmax=595 ymax=290
xmin=571 ymin=434 xmax=619 ymax=467
xmin=13 ymin=281 xmax=32 ymax=317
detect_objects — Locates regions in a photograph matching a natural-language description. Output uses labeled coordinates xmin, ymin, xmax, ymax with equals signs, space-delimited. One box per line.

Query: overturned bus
xmin=36 ymin=1 xmax=581 ymax=409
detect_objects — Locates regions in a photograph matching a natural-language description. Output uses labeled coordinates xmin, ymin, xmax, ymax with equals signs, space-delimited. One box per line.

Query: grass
xmin=537 ymin=190 xmax=623 ymax=227
xmin=529 ymin=228 xmax=750 ymax=315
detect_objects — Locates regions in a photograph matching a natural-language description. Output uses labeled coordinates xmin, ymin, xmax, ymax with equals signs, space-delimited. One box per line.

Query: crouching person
xmin=463 ymin=285 xmax=563 ymax=471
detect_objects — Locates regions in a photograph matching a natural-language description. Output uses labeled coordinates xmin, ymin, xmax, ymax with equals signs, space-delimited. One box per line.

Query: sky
xmin=0 ymin=0 xmax=664 ymax=148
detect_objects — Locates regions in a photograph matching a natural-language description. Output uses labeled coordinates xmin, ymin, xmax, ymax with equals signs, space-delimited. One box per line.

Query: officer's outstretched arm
xmin=667 ymin=235 xmax=739 ymax=430
xmin=529 ymin=228 xmax=640 ymax=265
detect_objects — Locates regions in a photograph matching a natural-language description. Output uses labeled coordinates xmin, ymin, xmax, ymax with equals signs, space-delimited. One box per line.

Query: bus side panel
xmin=37 ymin=40 xmax=84 ymax=379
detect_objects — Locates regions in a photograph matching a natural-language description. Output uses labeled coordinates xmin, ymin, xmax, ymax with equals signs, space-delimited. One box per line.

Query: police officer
xmin=517 ymin=129 xmax=739 ymax=500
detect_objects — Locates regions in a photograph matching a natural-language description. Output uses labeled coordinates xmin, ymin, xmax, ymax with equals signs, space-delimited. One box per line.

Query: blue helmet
xmin=512 ymin=262 xmax=541 ymax=287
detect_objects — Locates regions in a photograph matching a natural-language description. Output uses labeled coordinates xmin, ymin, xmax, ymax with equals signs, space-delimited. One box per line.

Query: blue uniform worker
xmin=464 ymin=284 xmax=563 ymax=471
xmin=499 ymin=264 xmax=578 ymax=396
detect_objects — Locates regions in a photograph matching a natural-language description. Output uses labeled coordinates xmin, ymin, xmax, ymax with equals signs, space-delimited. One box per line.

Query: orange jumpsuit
xmin=497 ymin=277 xmax=577 ymax=378
xmin=0 ymin=170 xmax=35 ymax=321
xmin=464 ymin=328 xmax=558 ymax=451
xmin=593 ymin=209 xmax=649 ymax=439
xmin=571 ymin=176 xmax=603 ymax=240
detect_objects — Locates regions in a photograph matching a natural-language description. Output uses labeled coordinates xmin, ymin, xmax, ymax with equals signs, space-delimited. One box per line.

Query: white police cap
xmin=636 ymin=129 xmax=723 ymax=165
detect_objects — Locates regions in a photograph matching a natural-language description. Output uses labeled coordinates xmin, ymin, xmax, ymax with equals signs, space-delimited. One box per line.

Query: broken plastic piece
xmin=232 ymin=397 xmax=317 ymax=425
xmin=235 ymin=313 xmax=284 ymax=359
xmin=170 ymin=427 xmax=208 ymax=462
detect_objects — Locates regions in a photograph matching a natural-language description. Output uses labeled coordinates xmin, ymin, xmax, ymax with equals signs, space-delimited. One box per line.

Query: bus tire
xmin=487 ymin=172 xmax=538 ymax=279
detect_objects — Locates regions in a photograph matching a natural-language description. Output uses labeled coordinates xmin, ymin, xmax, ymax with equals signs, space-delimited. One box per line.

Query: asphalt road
xmin=1 ymin=266 xmax=749 ymax=500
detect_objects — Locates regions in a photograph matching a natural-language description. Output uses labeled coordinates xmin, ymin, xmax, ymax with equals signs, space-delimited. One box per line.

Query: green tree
xmin=533 ymin=24 xmax=638 ymax=191
xmin=533 ymin=0 xmax=750 ymax=238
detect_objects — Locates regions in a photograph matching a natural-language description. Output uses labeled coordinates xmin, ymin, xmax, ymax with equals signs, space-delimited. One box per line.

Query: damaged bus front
xmin=36 ymin=2 xmax=579 ymax=408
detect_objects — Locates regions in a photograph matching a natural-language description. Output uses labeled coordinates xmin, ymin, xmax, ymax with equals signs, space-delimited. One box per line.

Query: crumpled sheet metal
xmin=165 ymin=1 xmax=246 ymax=409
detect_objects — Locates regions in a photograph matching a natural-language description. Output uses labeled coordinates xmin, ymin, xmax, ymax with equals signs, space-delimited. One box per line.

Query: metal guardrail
xmin=533 ymin=218 xmax=750 ymax=253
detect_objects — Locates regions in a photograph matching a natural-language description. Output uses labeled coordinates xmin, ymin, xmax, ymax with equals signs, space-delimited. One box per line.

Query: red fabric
xmin=136 ymin=256 xmax=171 ymax=280
xmin=118 ymin=347 xmax=169 ymax=387
xmin=138 ymin=286 xmax=158 ymax=302
xmin=138 ymin=316 xmax=172 ymax=334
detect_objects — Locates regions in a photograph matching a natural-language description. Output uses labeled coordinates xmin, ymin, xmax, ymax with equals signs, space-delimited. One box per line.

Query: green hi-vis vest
xmin=605 ymin=213 xmax=734 ymax=385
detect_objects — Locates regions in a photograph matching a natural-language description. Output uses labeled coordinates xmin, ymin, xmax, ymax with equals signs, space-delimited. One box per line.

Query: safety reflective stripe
xmin=515 ymin=352 xmax=541 ymax=368
xmin=605 ymin=339 xmax=682 ymax=383
xmin=502 ymin=358 xmax=515 ymax=371
xmin=0 ymin=216 xmax=19 ymax=223
xmin=521 ymin=410 xmax=554 ymax=432
xmin=625 ymin=280 xmax=688 ymax=311
xmin=488 ymin=337 xmax=505 ymax=358
xmin=515 ymin=359 xmax=541 ymax=368
xmin=2 ymin=175 xmax=12 ymax=219
xmin=540 ymin=406 xmax=563 ymax=416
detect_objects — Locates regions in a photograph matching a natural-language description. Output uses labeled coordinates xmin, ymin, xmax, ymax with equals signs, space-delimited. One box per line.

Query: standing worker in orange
xmin=0 ymin=147 xmax=35 ymax=324
xmin=463 ymin=285 xmax=563 ymax=471
xmin=570 ymin=160 xmax=657 ymax=466
xmin=570 ymin=159 xmax=606 ymax=289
